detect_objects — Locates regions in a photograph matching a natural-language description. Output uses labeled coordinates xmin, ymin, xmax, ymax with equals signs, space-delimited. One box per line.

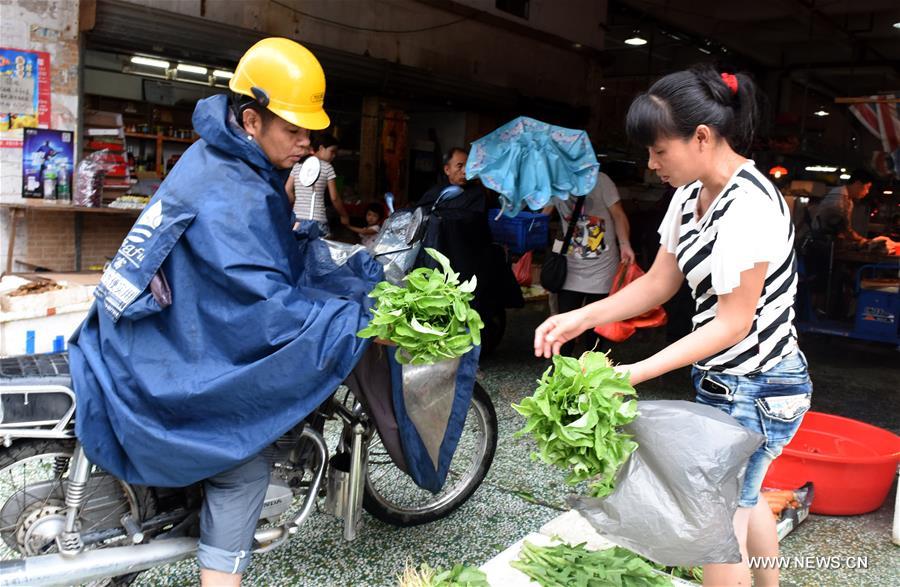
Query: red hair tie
xmin=721 ymin=72 xmax=738 ymax=95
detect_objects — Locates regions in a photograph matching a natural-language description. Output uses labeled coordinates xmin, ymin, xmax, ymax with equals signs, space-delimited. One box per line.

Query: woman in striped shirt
xmin=535 ymin=65 xmax=811 ymax=586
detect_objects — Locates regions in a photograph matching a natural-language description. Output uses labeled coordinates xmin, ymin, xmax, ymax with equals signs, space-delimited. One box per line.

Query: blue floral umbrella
xmin=465 ymin=116 xmax=599 ymax=216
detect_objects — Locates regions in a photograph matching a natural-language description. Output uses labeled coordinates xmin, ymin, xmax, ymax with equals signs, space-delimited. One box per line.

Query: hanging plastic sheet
xmin=369 ymin=207 xmax=427 ymax=284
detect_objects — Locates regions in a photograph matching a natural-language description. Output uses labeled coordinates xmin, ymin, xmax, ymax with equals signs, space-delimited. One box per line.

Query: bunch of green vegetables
xmin=511 ymin=541 xmax=672 ymax=587
xmin=358 ymin=248 xmax=484 ymax=365
xmin=397 ymin=562 xmax=490 ymax=587
xmin=512 ymin=352 xmax=638 ymax=498
xmin=657 ymin=565 xmax=703 ymax=583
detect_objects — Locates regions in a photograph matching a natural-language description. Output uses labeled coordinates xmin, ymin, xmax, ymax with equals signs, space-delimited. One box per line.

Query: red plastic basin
xmin=762 ymin=411 xmax=900 ymax=515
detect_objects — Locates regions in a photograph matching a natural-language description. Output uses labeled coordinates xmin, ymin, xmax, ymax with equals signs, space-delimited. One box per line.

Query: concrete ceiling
xmin=607 ymin=0 xmax=900 ymax=96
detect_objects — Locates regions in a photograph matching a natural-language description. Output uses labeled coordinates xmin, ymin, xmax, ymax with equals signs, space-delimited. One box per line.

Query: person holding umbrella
xmin=534 ymin=65 xmax=811 ymax=586
xmin=417 ymin=147 xmax=523 ymax=354
xmin=542 ymin=170 xmax=635 ymax=356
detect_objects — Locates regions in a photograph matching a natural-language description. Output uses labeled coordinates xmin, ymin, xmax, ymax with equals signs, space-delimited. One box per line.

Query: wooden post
xmin=359 ymin=96 xmax=380 ymax=202
xmin=4 ymin=209 xmax=24 ymax=275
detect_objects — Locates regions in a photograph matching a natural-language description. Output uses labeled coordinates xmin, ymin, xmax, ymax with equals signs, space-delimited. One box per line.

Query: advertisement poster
xmin=22 ymin=128 xmax=74 ymax=199
xmin=0 ymin=47 xmax=51 ymax=132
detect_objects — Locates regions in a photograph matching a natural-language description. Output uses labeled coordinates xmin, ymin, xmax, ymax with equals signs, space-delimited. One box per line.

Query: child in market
xmin=347 ymin=202 xmax=384 ymax=249
xmin=286 ymin=133 xmax=350 ymax=236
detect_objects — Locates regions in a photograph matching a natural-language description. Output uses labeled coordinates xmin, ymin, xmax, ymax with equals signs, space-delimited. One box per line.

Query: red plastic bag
xmin=595 ymin=263 xmax=667 ymax=342
xmin=513 ymin=251 xmax=533 ymax=286
xmin=596 ymin=320 xmax=637 ymax=343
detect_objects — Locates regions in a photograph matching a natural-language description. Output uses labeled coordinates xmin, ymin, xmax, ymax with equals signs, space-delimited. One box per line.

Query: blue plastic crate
xmin=487 ymin=209 xmax=549 ymax=254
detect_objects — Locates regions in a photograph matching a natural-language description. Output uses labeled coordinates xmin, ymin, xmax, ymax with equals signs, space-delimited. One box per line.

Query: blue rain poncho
xmin=69 ymin=95 xmax=381 ymax=487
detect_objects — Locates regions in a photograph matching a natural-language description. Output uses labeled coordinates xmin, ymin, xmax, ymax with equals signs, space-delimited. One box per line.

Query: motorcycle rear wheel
xmin=362 ymin=382 xmax=497 ymax=526
xmin=0 ymin=439 xmax=156 ymax=586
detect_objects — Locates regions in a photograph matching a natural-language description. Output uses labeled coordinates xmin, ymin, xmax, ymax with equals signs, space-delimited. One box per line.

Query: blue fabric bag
xmin=386 ymin=346 xmax=481 ymax=493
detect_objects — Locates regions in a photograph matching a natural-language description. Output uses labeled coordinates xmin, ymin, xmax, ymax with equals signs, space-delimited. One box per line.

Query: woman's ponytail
xmin=625 ymin=63 xmax=764 ymax=156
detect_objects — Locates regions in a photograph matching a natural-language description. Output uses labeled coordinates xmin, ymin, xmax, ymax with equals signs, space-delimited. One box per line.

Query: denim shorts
xmin=692 ymin=351 xmax=812 ymax=508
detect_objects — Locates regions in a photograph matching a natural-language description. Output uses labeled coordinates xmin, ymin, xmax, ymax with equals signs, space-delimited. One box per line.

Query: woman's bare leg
xmin=702 ymin=507 xmax=752 ymax=586
xmin=747 ymin=498 xmax=780 ymax=586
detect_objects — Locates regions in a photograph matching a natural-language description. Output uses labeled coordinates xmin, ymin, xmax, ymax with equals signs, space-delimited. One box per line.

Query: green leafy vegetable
xmin=512 ymin=351 xmax=638 ymax=498
xmin=398 ymin=562 xmax=490 ymax=587
xmin=646 ymin=561 xmax=704 ymax=583
xmin=358 ymin=248 xmax=484 ymax=365
xmin=511 ymin=541 xmax=672 ymax=587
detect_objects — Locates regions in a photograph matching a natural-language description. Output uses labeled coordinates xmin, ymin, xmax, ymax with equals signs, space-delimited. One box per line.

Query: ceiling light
xmin=839 ymin=173 xmax=851 ymax=180
xmin=840 ymin=167 xmax=846 ymax=172
xmin=177 ymin=63 xmax=208 ymax=75
xmin=697 ymin=46 xmax=712 ymax=55
xmin=573 ymin=43 xmax=583 ymax=49
xmin=130 ymin=56 xmax=170 ymax=69
xmin=813 ymin=109 xmax=829 ymax=117
xmin=894 ymin=22 xmax=900 ymax=29
xmin=212 ymin=70 xmax=234 ymax=79
xmin=625 ymin=31 xmax=648 ymax=46
xmin=884 ymin=190 xmax=894 ymax=195
xmin=600 ymin=86 xmax=606 ymax=91
xmin=806 ymin=165 xmax=838 ymax=172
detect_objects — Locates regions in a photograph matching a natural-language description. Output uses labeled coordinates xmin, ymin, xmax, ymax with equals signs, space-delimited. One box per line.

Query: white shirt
xmin=658 ymin=161 xmax=798 ymax=375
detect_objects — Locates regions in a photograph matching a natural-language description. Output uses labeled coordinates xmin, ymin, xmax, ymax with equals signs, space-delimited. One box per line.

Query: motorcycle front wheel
xmin=362 ymin=382 xmax=497 ymax=526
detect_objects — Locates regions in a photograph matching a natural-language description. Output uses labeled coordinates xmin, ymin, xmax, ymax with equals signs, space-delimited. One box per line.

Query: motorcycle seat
xmin=0 ymin=352 xmax=72 ymax=389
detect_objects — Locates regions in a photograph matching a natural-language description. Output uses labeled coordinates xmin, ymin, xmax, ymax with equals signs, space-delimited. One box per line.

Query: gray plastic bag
xmin=569 ymin=400 xmax=764 ymax=567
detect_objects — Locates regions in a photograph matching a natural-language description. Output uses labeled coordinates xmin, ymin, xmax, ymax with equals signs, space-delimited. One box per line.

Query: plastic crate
xmin=488 ymin=209 xmax=549 ymax=254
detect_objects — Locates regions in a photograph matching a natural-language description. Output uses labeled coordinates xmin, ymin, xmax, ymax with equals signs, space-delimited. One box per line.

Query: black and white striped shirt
xmin=659 ymin=161 xmax=798 ymax=375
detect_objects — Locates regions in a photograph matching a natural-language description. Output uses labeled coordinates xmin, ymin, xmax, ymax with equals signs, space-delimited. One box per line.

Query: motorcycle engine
xmin=259 ymin=478 xmax=293 ymax=522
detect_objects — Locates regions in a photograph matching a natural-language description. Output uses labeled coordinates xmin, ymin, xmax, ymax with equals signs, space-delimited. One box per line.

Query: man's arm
xmin=843 ymin=206 xmax=867 ymax=244
xmin=284 ymin=174 xmax=296 ymax=208
xmin=327 ymin=179 xmax=350 ymax=225
xmin=608 ymin=201 xmax=635 ymax=264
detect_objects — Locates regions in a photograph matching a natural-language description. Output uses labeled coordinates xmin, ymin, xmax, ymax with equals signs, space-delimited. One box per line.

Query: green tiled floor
xmin=135 ymin=302 xmax=898 ymax=586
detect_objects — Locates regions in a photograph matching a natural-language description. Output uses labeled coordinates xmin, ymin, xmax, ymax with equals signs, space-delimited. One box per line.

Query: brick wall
xmin=0 ymin=0 xmax=84 ymax=274
xmin=18 ymin=210 xmax=132 ymax=272
xmin=81 ymin=215 xmax=134 ymax=269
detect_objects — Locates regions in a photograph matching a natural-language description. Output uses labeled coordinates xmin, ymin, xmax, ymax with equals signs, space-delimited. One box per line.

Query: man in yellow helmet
xmin=70 ymin=39 xmax=382 ymax=586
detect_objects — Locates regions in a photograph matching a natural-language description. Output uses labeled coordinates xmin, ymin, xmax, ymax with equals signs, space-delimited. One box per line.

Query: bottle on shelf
xmin=42 ymin=162 xmax=58 ymax=200
xmin=56 ymin=158 xmax=71 ymax=202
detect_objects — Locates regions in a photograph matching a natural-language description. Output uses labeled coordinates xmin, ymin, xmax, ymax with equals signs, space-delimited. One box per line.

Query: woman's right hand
xmin=534 ymin=308 xmax=591 ymax=358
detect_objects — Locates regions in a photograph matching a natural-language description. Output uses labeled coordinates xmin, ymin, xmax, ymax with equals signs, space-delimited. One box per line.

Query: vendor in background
xmin=813 ymin=168 xmax=872 ymax=243
xmin=535 ymin=65 xmax=811 ymax=587
xmin=417 ymin=147 xmax=523 ymax=354
xmin=542 ymin=172 xmax=635 ymax=356
xmin=286 ymin=133 xmax=350 ymax=236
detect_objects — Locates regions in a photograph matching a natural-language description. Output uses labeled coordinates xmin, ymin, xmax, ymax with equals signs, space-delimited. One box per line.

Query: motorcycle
xmin=0 ymin=212 xmax=498 ymax=586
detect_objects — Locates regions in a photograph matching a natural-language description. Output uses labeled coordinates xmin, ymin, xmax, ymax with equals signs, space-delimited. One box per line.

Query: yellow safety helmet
xmin=230 ymin=37 xmax=330 ymax=130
